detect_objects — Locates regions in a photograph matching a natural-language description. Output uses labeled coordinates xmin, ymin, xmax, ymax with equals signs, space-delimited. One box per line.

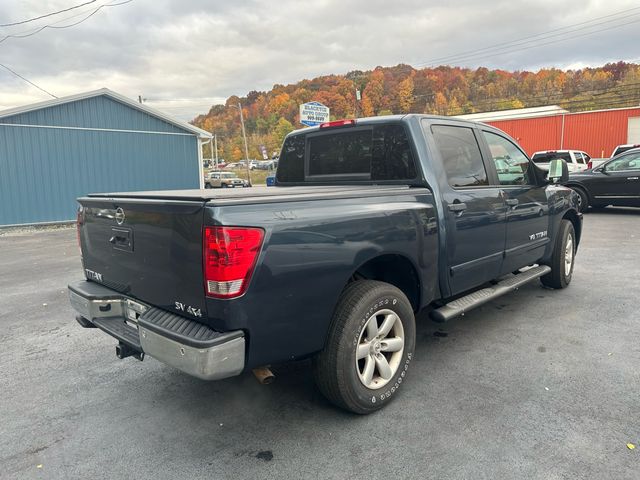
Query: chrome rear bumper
xmin=68 ymin=280 xmax=245 ymax=381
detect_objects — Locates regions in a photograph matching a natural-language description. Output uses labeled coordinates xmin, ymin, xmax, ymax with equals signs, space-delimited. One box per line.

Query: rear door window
xmin=430 ymin=125 xmax=488 ymax=188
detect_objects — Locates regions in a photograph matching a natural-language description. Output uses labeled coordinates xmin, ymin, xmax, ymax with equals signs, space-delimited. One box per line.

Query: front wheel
xmin=541 ymin=219 xmax=576 ymax=289
xmin=313 ymin=280 xmax=415 ymax=414
xmin=571 ymin=186 xmax=589 ymax=213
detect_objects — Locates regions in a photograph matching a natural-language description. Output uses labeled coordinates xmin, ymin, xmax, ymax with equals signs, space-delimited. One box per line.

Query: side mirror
xmin=548 ymin=159 xmax=569 ymax=184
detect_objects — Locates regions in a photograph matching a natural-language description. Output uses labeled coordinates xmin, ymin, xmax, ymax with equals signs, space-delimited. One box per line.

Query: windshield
xmin=532 ymin=152 xmax=571 ymax=163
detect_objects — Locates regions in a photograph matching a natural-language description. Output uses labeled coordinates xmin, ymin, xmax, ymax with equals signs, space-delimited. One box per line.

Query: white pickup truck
xmin=531 ymin=150 xmax=591 ymax=172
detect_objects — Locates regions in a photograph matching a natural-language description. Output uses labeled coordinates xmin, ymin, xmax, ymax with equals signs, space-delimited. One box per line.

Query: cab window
xmin=482 ymin=131 xmax=532 ymax=186
xmin=430 ymin=125 xmax=488 ymax=188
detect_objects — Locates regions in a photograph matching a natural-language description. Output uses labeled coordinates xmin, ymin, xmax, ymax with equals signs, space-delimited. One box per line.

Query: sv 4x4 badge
xmin=175 ymin=301 xmax=202 ymax=317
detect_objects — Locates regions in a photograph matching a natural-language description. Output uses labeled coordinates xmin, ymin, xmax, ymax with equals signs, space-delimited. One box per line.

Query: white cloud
xmin=0 ymin=0 xmax=638 ymax=120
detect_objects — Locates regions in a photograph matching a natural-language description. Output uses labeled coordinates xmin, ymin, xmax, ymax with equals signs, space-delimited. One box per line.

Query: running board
xmin=430 ymin=265 xmax=551 ymax=323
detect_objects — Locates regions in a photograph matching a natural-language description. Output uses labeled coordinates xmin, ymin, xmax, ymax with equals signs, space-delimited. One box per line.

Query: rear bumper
xmin=68 ymin=280 xmax=245 ymax=380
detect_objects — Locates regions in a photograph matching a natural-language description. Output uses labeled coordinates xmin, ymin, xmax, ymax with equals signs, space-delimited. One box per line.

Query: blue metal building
xmin=0 ymin=88 xmax=211 ymax=226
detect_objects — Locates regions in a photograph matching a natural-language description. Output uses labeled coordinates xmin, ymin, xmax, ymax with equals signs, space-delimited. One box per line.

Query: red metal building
xmin=461 ymin=106 xmax=640 ymax=158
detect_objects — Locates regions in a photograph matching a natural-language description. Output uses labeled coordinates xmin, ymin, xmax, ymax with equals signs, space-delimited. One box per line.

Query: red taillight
xmin=319 ymin=119 xmax=356 ymax=129
xmin=203 ymin=226 xmax=264 ymax=298
xmin=587 ymin=161 xmax=593 ymax=169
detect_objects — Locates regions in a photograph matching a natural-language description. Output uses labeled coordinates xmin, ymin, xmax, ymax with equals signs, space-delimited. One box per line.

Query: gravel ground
xmin=0 ymin=208 xmax=638 ymax=479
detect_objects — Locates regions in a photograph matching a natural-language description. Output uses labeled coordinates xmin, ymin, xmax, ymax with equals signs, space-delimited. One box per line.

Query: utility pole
xmin=214 ymin=134 xmax=218 ymax=169
xmin=237 ymin=102 xmax=252 ymax=186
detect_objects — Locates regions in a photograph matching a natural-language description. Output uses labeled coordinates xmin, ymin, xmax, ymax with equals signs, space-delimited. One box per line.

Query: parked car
xmin=531 ymin=150 xmax=591 ymax=172
xmin=69 ymin=115 xmax=581 ymax=414
xmin=237 ymin=160 xmax=259 ymax=170
xmin=204 ymin=171 xmax=248 ymax=188
xmin=224 ymin=162 xmax=240 ymax=169
xmin=611 ymin=144 xmax=640 ymax=158
xmin=565 ymin=148 xmax=640 ymax=212
xmin=255 ymin=160 xmax=277 ymax=170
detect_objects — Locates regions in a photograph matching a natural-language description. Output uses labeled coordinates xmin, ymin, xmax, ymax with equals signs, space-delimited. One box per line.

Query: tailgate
xmin=77 ymin=197 xmax=207 ymax=319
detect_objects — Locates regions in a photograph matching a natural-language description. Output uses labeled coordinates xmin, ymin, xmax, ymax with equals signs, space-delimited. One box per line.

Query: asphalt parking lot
xmin=1 ymin=209 xmax=638 ymax=479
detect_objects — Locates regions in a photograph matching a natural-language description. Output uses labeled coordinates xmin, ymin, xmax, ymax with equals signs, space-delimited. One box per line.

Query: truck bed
xmin=85 ymin=185 xmax=419 ymax=204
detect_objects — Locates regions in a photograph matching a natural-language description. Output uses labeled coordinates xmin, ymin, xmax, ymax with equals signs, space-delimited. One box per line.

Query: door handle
xmin=505 ymin=198 xmax=519 ymax=208
xmin=448 ymin=202 xmax=467 ymax=213
xmin=627 ymin=176 xmax=639 ymax=180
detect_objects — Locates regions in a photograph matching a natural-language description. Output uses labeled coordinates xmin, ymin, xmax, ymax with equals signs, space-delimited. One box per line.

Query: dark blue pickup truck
xmin=69 ymin=115 xmax=582 ymax=414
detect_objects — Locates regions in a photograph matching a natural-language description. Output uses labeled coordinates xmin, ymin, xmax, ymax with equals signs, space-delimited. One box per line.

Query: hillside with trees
xmin=192 ymin=61 xmax=640 ymax=161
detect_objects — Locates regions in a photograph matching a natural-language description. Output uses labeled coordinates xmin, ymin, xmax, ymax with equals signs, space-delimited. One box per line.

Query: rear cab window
xmin=277 ymin=123 xmax=418 ymax=183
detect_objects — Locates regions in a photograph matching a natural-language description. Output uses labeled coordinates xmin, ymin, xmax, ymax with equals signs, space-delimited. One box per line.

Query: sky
xmin=0 ymin=0 xmax=639 ymax=120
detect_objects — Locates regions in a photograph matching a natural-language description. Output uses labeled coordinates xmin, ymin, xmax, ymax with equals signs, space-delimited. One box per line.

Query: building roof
xmin=0 ymin=88 xmax=212 ymax=139
xmin=457 ymin=105 xmax=569 ymax=122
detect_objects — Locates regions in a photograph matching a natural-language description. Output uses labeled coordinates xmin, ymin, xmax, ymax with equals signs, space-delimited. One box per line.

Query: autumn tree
xmin=191 ymin=61 xmax=640 ymax=156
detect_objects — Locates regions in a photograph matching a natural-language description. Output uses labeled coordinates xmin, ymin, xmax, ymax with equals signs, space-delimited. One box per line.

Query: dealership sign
xmin=299 ymin=101 xmax=330 ymax=127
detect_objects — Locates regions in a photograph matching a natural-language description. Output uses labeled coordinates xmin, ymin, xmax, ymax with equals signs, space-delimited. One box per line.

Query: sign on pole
xmin=299 ymin=101 xmax=330 ymax=127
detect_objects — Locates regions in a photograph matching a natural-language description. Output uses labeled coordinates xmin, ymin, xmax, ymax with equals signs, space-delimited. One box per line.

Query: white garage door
xmin=629 ymin=117 xmax=640 ymax=143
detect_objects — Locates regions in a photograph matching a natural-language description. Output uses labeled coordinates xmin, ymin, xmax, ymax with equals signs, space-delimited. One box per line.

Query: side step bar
xmin=430 ymin=265 xmax=551 ymax=323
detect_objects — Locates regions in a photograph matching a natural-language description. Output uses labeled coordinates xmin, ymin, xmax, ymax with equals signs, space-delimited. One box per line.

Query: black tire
xmin=222 ymin=183 xmax=228 ymax=188
xmin=313 ymin=280 xmax=416 ymax=414
xmin=541 ymin=219 xmax=576 ymax=289
xmin=204 ymin=183 xmax=212 ymax=189
xmin=571 ymin=186 xmax=589 ymax=213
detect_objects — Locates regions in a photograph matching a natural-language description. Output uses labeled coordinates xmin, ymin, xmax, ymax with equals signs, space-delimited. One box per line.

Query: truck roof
xmin=288 ymin=114 xmax=485 ymax=137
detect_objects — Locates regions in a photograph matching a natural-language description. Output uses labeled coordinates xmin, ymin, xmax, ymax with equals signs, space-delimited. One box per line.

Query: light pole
xmin=231 ymin=102 xmax=252 ymax=186
xmin=213 ymin=133 xmax=218 ymax=169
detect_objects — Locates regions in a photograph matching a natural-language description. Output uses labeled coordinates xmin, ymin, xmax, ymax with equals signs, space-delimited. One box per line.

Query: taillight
xmin=203 ymin=226 xmax=264 ymax=298
xmin=319 ymin=119 xmax=356 ymax=128
xmin=76 ymin=207 xmax=84 ymax=249
xmin=587 ymin=161 xmax=592 ymax=169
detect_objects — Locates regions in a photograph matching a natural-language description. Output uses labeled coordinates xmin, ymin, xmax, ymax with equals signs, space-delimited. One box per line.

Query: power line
xmin=410 ymin=81 xmax=640 ymax=112
xmin=446 ymin=96 xmax=640 ymax=119
xmin=0 ymin=1 xmax=97 ymax=27
xmin=0 ymin=0 xmax=134 ymax=45
xmin=437 ymin=18 xmax=640 ymax=67
xmin=0 ymin=62 xmax=57 ymax=98
xmin=432 ymin=81 xmax=640 ymax=111
xmin=415 ymin=7 xmax=640 ymax=66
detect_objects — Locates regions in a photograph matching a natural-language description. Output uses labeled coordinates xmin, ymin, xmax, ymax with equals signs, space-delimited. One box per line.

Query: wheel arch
xmin=349 ymin=254 xmax=421 ymax=312
xmin=562 ymin=209 xmax=582 ymax=246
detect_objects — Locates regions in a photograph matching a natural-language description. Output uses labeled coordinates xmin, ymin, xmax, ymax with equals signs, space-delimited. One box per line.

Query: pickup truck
xmin=69 ymin=115 xmax=582 ymax=414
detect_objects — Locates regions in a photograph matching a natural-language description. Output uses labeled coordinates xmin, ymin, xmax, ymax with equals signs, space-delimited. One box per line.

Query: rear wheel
xmin=541 ymin=219 xmax=575 ymax=289
xmin=313 ymin=280 xmax=415 ymax=414
xmin=204 ymin=183 xmax=212 ymax=189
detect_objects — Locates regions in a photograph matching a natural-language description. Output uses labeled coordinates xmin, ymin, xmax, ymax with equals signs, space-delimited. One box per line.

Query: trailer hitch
xmin=115 ymin=342 xmax=144 ymax=361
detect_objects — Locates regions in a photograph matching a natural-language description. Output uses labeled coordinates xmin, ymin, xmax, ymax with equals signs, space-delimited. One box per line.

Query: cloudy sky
xmin=0 ymin=0 xmax=638 ymax=120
